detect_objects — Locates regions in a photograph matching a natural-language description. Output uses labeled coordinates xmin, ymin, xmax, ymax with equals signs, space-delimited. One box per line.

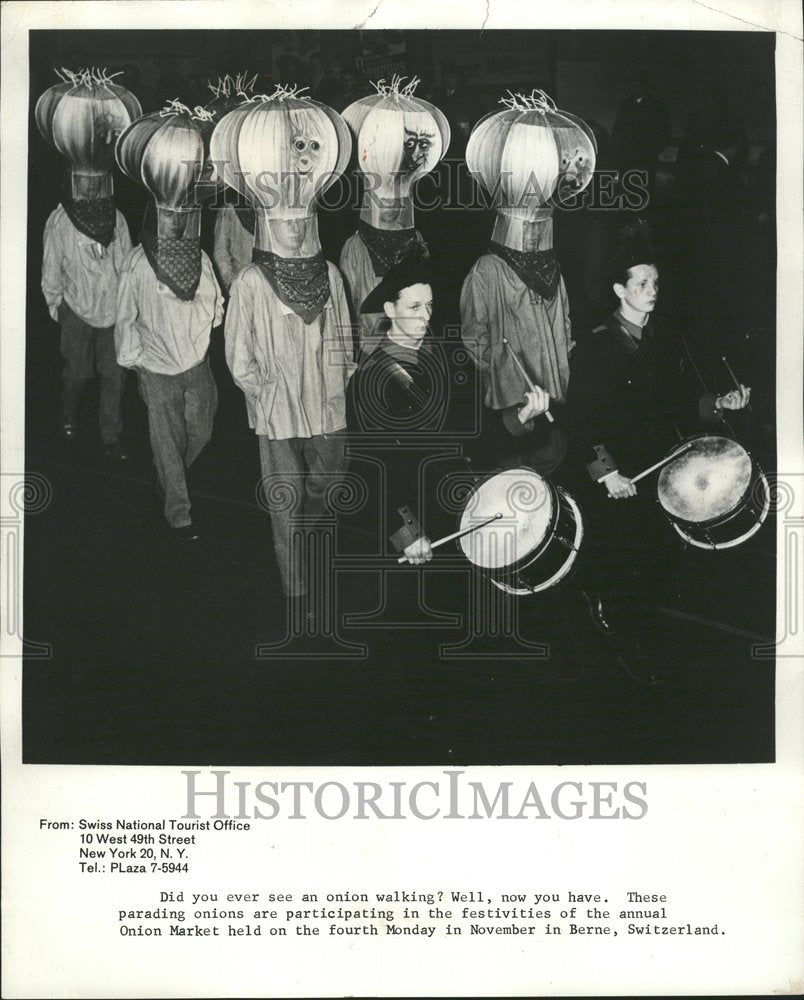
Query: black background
xmin=23 ymin=29 xmax=776 ymax=765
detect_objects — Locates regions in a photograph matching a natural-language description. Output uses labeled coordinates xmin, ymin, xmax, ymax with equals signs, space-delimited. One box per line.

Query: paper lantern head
xmin=210 ymin=84 xmax=351 ymax=220
xmin=115 ymin=99 xmax=220 ymax=211
xmin=35 ymin=67 xmax=142 ymax=199
xmin=467 ymin=90 xmax=596 ymax=218
xmin=342 ymin=76 xmax=450 ymax=200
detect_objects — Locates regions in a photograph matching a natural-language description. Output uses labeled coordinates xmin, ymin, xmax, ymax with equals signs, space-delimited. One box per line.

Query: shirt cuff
xmin=389 ymin=505 xmax=423 ymax=552
xmin=699 ymin=393 xmax=726 ymax=422
xmin=587 ymin=445 xmax=618 ymax=482
xmin=502 ymin=404 xmax=535 ymax=437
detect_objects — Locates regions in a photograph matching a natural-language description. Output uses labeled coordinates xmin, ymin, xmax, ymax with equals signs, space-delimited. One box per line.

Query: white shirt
xmin=115 ymin=247 xmax=223 ymax=376
xmin=42 ymin=206 xmax=132 ymax=328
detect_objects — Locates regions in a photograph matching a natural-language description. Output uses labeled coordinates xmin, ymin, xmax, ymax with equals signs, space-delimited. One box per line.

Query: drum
xmin=458 ymin=467 xmax=583 ymax=596
xmin=657 ymin=435 xmax=770 ymax=550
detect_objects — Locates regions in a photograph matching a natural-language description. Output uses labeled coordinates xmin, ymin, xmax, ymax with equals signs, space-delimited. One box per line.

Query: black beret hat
xmin=359 ymin=258 xmax=437 ymax=314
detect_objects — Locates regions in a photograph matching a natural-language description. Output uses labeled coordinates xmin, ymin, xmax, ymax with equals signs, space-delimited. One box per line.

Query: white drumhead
xmin=459 ymin=468 xmax=553 ymax=570
xmin=658 ymin=436 xmax=752 ymax=523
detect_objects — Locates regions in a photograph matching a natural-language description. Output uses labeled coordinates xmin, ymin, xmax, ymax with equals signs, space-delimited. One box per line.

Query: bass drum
xmin=458 ymin=467 xmax=583 ymax=596
xmin=657 ymin=434 xmax=770 ymax=550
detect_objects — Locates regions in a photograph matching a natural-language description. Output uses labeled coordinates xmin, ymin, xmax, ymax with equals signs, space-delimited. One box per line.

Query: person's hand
xmin=403 ymin=536 xmax=433 ymax=565
xmin=518 ymin=386 xmax=551 ymax=423
xmin=716 ymin=385 xmax=751 ymax=410
xmin=602 ymin=471 xmax=636 ymax=499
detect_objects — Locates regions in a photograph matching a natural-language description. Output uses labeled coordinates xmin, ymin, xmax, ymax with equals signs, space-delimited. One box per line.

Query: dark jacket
xmin=346 ymin=333 xmax=457 ymax=550
xmin=567 ymin=311 xmax=722 ymax=483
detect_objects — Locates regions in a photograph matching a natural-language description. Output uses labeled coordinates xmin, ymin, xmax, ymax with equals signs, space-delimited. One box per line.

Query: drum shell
xmin=460 ymin=471 xmax=582 ymax=594
xmin=657 ymin=435 xmax=769 ymax=550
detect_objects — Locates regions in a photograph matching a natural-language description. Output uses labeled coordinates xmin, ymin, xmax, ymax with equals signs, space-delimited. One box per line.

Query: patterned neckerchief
xmin=61 ymin=183 xmax=116 ymax=248
xmin=252 ymin=248 xmax=330 ymax=324
xmin=487 ymin=242 xmax=561 ymax=300
xmin=140 ymin=204 xmax=202 ymax=301
xmin=357 ymin=220 xmax=427 ymax=277
xmin=233 ymin=205 xmax=256 ymax=236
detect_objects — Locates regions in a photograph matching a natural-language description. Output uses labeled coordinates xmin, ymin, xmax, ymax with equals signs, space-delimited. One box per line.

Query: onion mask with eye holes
xmin=210 ymin=89 xmax=349 ymax=221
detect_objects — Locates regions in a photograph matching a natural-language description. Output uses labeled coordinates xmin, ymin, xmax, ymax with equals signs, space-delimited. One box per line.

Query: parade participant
xmin=347 ymin=259 xmax=444 ymax=565
xmin=567 ymin=225 xmax=751 ymax=665
xmin=206 ymin=73 xmax=259 ymax=292
xmin=115 ymin=101 xmax=223 ymax=540
xmin=460 ymin=90 xmax=597 ymax=476
xmin=212 ymin=85 xmax=354 ymax=599
xmin=340 ymin=76 xmax=449 ymax=357
xmin=348 ymin=257 xmax=553 ymax=566
xmin=37 ymin=68 xmax=141 ymax=458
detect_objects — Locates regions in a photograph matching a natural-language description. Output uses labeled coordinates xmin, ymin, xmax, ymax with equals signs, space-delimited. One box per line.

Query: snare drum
xmin=657 ymin=435 xmax=769 ymax=550
xmin=458 ymin=467 xmax=584 ymax=595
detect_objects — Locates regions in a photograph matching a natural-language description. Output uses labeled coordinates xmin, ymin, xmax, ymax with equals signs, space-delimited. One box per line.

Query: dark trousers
xmin=258 ymin=434 xmax=347 ymax=596
xmin=138 ymin=360 xmax=218 ymax=528
xmin=59 ymin=302 xmax=125 ymax=445
xmin=578 ymin=487 xmax=676 ymax=636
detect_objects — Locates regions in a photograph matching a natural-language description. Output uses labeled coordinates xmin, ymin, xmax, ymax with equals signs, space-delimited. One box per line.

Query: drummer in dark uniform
xmin=347 ymin=258 xmax=553 ymax=566
xmin=346 ymin=259 xmax=452 ymax=565
xmin=566 ymin=227 xmax=751 ymax=673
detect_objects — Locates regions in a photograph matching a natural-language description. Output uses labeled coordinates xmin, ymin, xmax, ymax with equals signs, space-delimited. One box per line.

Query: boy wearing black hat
xmin=346 ymin=260 xmax=451 ymax=564
xmin=349 ymin=259 xmax=554 ymax=564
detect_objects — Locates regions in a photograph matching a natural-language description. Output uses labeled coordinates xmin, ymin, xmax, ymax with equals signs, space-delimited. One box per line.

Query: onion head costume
xmin=36 ymin=67 xmax=142 ymax=246
xmin=116 ymin=99 xmax=219 ymax=300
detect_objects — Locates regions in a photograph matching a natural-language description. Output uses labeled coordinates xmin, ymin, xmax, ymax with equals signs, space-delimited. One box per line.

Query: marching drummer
xmin=566 ymin=223 xmax=752 ymax=676
xmin=346 ymin=259 xmax=463 ymax=565
xmin=567 ymin=223 xmax=750 ymax=501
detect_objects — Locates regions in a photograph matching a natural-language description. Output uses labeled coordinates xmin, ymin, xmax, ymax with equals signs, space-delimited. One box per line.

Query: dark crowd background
xmin=23 ymin=30 xmax=777 ymax=766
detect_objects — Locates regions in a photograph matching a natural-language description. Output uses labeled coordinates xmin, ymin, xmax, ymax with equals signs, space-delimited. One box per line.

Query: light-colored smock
xmin=225 ymin=261 xmax=356 ymax=440
xmin=115 ymin=247 xmax=223 ymax=375
xmin=42 ymin=206 xmax=132 ymax=327
xmin=460 ymin=252 xmax=573 ymax=409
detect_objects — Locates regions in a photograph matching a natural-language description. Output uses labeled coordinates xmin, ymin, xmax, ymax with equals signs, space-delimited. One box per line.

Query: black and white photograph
xmin=19 ymin=24 xmax=781 ymax=766
xmin=2 ymin=1 xmax=802 ymax=997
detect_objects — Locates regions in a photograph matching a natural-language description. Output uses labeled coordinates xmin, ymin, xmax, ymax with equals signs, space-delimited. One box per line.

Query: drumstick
xmin=721 ymin=355 xmax=753 ymax=412
xmin=501 ymin=338 xmax=555 ymax=423
xmin=397 ymin=512 xmax=503 ymax=564
xmin=629 ymin=442 xmax=694 ymax=484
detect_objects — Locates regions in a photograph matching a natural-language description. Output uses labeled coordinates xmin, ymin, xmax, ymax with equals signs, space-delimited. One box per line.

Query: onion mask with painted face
xmin=343 ymin=77 xmax=450 ymax=230
xmin=210 ymin=85 xmax=350 ymax=231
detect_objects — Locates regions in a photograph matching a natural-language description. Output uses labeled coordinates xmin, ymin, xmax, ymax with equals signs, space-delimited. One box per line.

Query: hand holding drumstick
xmin=502 ymin=338 xmax=555 ymax=423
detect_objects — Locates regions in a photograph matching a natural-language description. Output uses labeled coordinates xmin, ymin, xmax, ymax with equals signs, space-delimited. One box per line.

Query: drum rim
xmin=657 ymin=433 xmax=758 ymax=527
xmin=460 ymin=466 xmax=558 ymax=571
xmin=490 ymin=487 xmax=584 ymax=595
xmin=670 ymin=470 xmax=771 ymax=547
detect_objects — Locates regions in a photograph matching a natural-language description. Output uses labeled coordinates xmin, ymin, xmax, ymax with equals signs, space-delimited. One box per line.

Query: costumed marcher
xmin=115 ymin=100 xmax=224 ymax=540
xmin=206 ymin=73 xmax=259 ymax=293
xmin=346 ymin=258 xmax=479 ymax=564
xmin=460 ymin=90 xmax=597 ymax=477
xmin=340 ymin=76 xmax=450 ymax=358
xmin=37 ymin=68 xmax=142 ymax=458
xmin=566 ymin=223 xmax=751 ymax=677
xmin=212 ymin=85 xmax=355 ymax=599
